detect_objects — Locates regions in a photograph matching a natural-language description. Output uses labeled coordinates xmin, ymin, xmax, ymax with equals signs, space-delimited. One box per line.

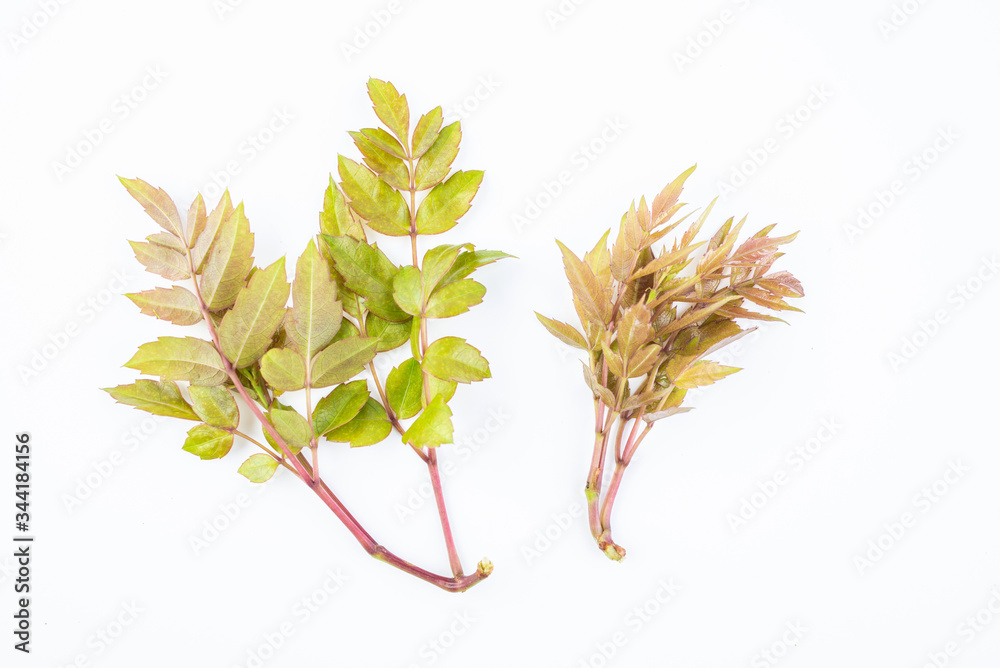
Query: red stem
xmin=597 ymin=461 xmax=628 ymax=560
xmin=427 ymin=449 xmax=463 ymax=576
xmin=182 ymin=232 xmax=486 ymax=592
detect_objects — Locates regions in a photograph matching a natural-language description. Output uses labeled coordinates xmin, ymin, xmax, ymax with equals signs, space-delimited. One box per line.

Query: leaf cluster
xmin=538 ymin=166 xmax=804 ymax=425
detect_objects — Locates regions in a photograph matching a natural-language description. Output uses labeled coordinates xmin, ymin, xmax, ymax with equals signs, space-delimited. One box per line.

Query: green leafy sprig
xmin=107 ymin=79 xmax=509 ymax=592
xmin=537 ymin=167 xmax=804 ymax=560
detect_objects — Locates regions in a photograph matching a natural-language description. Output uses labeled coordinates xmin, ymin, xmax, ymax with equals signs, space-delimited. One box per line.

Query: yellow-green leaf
xmin=673 ymin=361 xmax=741 ymax=389
xmin=186 ymin=194 xmax=207 ymax=248
xmin=402 ymin=394 xmax=453 ymax=448
xmin=319 ymin=177 xmax=365 ymax=240
xmin=119 ymin=176 xmax=184 ymax=238
xmin=260 ymin=347 xmax=307 ymax=391
xmin=129 ymin=240 xmax=190 ymax=280
xmin=269 ymin=405 xmax=311 ymax=450
xmin=338 ymin=156 xmax=410 ymax=237
xmin=366 ymin=78 xmax=409 ymax=144
xmin=414 ymin=121 xmax=461 ymax=190
xmin=313 ymin=380 xmax=370 ymax=436
xmin=102 ymin=380 xmax=199 ymax=420
xmin=411 ymin=106 xmax=443 ymax=159
xmin=365 ymin=313 xmax=410 ymax=352
xmin=324 ymin=397 xmax=391 ymax=447
xmin=182 ymin=424 xmax=234 ymax=460
xmin=349 ymin=130 xmax=410 ymax=190
xmin=392 ymin=265 xmax=423 ymax=316
xmin=421 ymin=337 xmax=490 ymax=384
xmin=200 ymin=202 xmax=255 ymax=310
xmin=238 ymin=453 xmax=279 ymax=483
xmin=126 ymin=286 xmax=202 ymax=326
xmin=386 ymin=358 xmax=423 ymax=420
xmin=414 ymin=170 xmax=483 ymax=235
xmin=188 ymin=386 xmax=239 ymax=429
xmin=125 ymin=337 xmax=228 ymax=386
xmin=219 ymin=257 xmax=289 ymax=368
xmin=286 ymin=240 xmax=341 ymax=360
xmin=323 ymin=235 xmax=408 ymax=322
xmin=424 ymin=279 xmax=484 ymax=318
xmin=311 ymin=337 xmax=379 ymax=388
xmin=425 ymin=374 xmax=457 ymax=404
xmin=191 ymin=191 xmax=235 ymax=271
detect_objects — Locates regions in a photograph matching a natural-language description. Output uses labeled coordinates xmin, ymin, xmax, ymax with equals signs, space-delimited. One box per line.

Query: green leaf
xmin=424 ymin=374 xmax=457 ymax=404
xmin=386 ymin=358 xmax=423 ymax=420
xmin=200 ymin=202 xmax=255 ymax=310
xmin=402 ymin=394 xmax=453 ymax=448
xmin=439 ymin=249 xmax=513 ymax=286
xmin=185 ymin=194 xmax=207 ymax=248
xmin=260 ymin=347 xmax=306 ymax=391
xmin=422 ymin=337 xmax=490 ymax=383
xmin=365 ymin=313 xmax=410 ymax=352
xmin=338 ymin=156 xmax=410 ymax=237
xmin=119 ymin=176 xmax=184 ymax=238
xmin=269 ymin=405 xmax=311 ymax=450
xmin=358 ymin=127 xmax=407 ymax=158
xmin=313 ymin=380 xmax=370 ymax=436
xmin=125 ymin=336 xmax=228 ymax=386
xmin=286 ymin=240 xmax=341 ymax=360
xmin=349 ymin=130 xmax=410 ymax=190
xmin=238 ymin=453 xmax=279 ymax=483
xmin=535 ymin=313 xmax=589 ymax=350
xmin=673 ymin=361 xmax=741 ymax=389
xmin=219 ymin=258 xmax=290 ymax=368
xmin=366 ymin=78 xmax=409 ymax=144
xmin=191 ymin=191 xmax=234 ymax=271
xmin=556 ymin=240 xmax=611 ymax=326
xmin=126 ymin=287 xmax=202 ymax=326
xmin=320 ymin=177 xmax=365 ymax=240
xmin=420 ymin=244 xmax=467 ymax=293
xmin=411 ymin=106 xmax=443 ymax=159
xmin=311 ymin=337 xmax=379 ymax=388
xmin=188 ymin=386 xmax=239 ymax=429
xmin=182 ymin=424 xmax=234 ymax=460
xmin=102 ymin=380 xmax=199 ymax=420
xmin=324 ymin=397 xmax=392 ymax=447
xmin=128 ymin=240 xmax=190 ymax=280
xmin=415 ymin=121 xmax=461 ymax=190
xmin=424 ymin=279 xmax=485 ymax=318
xmin=323 ymin=235 xmax=408 ymax=322
xmin=332 ymin=317 xmax=361 ymax=343
xmin=414 ymin=170 xmax=483 ymax=235
xmin=392 ymin=265 xmax=424 ymax=316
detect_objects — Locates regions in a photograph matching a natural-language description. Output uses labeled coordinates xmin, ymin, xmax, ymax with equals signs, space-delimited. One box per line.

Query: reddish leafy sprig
xmin=106 ymin=79 xmax=507 ymax=592
xmin=537 ymin=166 xmax=804 ymax=560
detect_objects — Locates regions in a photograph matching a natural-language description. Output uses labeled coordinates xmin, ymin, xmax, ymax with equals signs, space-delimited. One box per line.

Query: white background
xmin=2 ymin=0 xmax=999 ymax=666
